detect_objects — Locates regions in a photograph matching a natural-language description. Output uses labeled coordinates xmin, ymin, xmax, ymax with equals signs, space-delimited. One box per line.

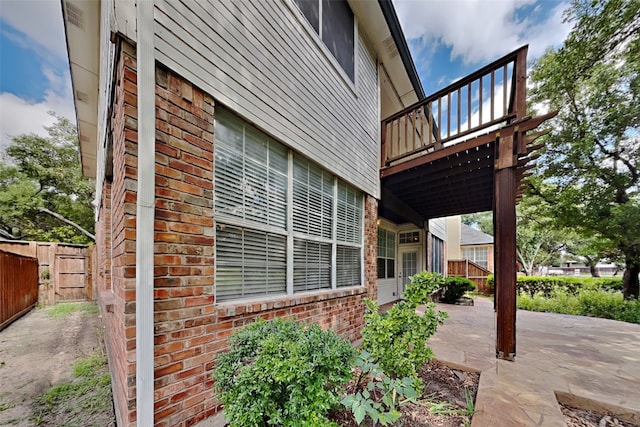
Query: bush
xmin=212 ymin=318 xmax=355 ymax=426
xmin=440 ymin=277 xmax=475 ymax=303
xmin=403 ymin=271 xmax=444 ymax=305
xmin=487 ymin=275 xmax=622 ymax=297
xmin=361 ymin=272 xmax=447 ymax=381
xmin=517 ymin=287 xmax=640 ymax=324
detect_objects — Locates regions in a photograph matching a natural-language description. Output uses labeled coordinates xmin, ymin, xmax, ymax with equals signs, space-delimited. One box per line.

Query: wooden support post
xmin=494 ymin=134 xmax=517 ymax=361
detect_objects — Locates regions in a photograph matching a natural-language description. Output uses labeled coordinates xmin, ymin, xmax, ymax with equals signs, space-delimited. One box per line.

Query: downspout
xmin=135 ymin=0 xmax=155 ymax=425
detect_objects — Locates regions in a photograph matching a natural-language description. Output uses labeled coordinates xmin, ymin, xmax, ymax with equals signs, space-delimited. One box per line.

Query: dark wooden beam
xmin=494 ymin=133 xmax=518 ymax=361
xmin=380 ymin=187 xmax=424 ymax=228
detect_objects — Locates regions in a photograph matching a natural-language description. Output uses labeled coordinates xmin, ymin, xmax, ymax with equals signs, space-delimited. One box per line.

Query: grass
xmin=45 ymin=302 xmax=99 ymax=319
xmin=32 ymin=354 xmax=113 ymax=426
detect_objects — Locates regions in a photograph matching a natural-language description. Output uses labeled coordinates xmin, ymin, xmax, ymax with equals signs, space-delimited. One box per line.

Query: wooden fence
xmin=448 ymin=259 xmax=492 ymax=294
xmin=0 ymin=250 xmax=38 ymax=330
xmin=0 ymin=241 xmax=92 ymax=306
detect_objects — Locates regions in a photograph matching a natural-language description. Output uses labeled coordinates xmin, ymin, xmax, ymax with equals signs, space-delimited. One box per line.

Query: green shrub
xmin=403 ymin=271 xmax=444 ymax=305
xmin=488 ymin=275 xmax=622 ymax=297
xmin=342 ymin=351 xmax=419 ymax=426
xmin=440 ymin=277 xmax=475 ymax=303
xmin=361 ymin=272 xmax=447 ymax=381
xmin=517 ymin=287 xmax=640 ymax=324
xmin=212 ymin=318 xmax=355 ymax=426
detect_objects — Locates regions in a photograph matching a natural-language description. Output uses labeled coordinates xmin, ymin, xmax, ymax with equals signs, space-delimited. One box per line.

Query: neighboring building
xmin=62 ymin=0 xmax=549 ymax=424
xmin=460 ymin=223 xmax=494 ymax=272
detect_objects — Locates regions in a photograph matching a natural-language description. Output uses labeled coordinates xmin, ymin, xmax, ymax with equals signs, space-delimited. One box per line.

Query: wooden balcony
xmin=379 ymin=46 xmax=554 ymax=222
xmin=378 ymin=46 xmax=557 ymax=361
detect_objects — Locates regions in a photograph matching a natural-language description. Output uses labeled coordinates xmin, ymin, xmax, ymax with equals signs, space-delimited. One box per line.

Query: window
xmin=399 ymin=231 xmax=420 ymax=244
xmin=215 ymin=110 xmax=364 ymax=302
xmin=294 ymin=0 xmax=355 ymax=82
xmin=431 ymin=236 xmax=444 ymax=274
xmin=462 ymin=247 xmax=488 ymax=270
xmin=377 ymin=228 xmax=395 ymax=279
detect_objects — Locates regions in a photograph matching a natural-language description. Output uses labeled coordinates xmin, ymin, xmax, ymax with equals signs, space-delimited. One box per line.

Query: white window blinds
xmin=216 ymin=225 xmax=287 ymax=302
xmin=215 ymin=110 xmax=288 ymax=229
xmin=215 ymin=109 xmax=364 ymax=303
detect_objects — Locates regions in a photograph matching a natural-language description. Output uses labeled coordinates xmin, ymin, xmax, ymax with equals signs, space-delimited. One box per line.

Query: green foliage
xmin=461 ymin=212 xmax=493 ymax=235
xmin=529 ymin=0 xmax=640 ymax=298
xmin=212 ymin=318 xmax=355 ymax=426
xmin=361 ymin=272 xmax=447 ymax=381
xmin=518 ymin=287 xmax=640 ymax=324
xmin=34 ymin=354 xmax=112 ymax=426
xmin=515 ymin=276 xmax=622 ymax=297
xmin=440 ymin=277 xmax=475 ymax=304
xmin=0 ymin=114 xmax=94 ymax=243
xmin=341 ymin=351 xmax=419 ymax=426
xmin=402 ymin=271 xmax=444 ymax=306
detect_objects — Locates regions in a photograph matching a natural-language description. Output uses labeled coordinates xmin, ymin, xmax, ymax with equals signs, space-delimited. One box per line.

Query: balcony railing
xmin=381 ymin=46 xmax=528 ymax=167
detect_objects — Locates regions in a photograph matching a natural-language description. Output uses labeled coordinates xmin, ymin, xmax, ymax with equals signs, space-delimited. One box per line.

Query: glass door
xmin=398 ymin=247 xmax=420 ymax=296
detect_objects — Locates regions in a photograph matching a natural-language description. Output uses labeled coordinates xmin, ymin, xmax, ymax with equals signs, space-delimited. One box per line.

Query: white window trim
xmin=286 ymin=0 xmax=359 ymax=95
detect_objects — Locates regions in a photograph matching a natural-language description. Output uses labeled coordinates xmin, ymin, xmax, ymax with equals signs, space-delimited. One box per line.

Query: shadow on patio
xmin=423 ymin=298 xmax=640 ymax=426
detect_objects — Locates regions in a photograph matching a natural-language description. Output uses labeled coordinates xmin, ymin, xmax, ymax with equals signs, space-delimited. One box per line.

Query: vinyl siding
xmin=153 ymin=0 xmax=380 ymax=197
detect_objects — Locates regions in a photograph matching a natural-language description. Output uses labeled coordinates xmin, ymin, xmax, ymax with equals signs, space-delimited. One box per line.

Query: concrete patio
xmin=426 ymin=297 xmax=640 ymax=426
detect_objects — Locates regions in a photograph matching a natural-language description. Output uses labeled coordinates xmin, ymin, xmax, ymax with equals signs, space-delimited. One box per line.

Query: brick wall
xmin=102 ymin=39 xmax=379 ymax=427
xmin=102 ymin=39 xmax=139 ymax=427
xmin=95 ymin=182 xmax=112 ymax=292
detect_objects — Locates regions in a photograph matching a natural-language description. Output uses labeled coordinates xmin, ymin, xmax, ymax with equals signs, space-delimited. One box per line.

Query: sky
xmin=0 ymin=0 xmax=573 ymax=151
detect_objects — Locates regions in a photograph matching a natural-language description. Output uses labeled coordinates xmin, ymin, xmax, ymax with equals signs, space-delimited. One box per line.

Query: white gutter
xmin=135 ymin=0 xmax=155 ymax=425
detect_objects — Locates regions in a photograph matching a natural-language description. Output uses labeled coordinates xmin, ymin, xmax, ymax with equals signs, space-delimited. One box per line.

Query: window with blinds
xmin=215 ymin=110 xmax=288 ymax=229
xmin=293 ymin=156 xmax=333 ymax=239
xmin=216 ymin=225 xmax=287 ymax=301
xmin=214 ymin=109 xmax=364 ymax=302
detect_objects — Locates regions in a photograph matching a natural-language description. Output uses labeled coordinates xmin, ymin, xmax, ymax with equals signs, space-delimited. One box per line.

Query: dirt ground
xmin=329 ymin=360 xmax=479 ymax=427
xmin=0 ymin=306 xmax=104 ymax=426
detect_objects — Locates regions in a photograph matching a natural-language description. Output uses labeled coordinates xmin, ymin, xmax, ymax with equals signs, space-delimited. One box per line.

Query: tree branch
xmin=38 ymin=207 xmax=95 ymax=241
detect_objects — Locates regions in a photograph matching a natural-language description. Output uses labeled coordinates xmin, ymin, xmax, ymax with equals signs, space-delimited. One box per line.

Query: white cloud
xmin=0 ymin=0 xmax=75 ymax=151
xmin=0 ymin=0 xmax=68 ymax=60
xmin=0 ymin=68 xmax=75 ymax=150
xmin=394 ymin=0 xmax=572 ymax=65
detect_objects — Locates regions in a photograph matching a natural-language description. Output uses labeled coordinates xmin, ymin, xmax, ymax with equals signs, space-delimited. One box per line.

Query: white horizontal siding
xmin=153 ymin=0 xmax=380 ymax=197
xmin=428 ymin=218 xmax=448 ymax=241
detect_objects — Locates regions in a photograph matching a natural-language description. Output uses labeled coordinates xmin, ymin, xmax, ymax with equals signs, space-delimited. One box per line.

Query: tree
xmin=0 ymin=114 xmax=95 ymax=244
xmin=461 ymin=211 xmax=493 ymax=235
xmin=529 ymin=0 xmax=640 ymax=298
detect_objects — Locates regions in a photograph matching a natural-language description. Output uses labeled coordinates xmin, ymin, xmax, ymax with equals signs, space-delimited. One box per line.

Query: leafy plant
xmin=361 ymin=272 xmax=447 ymax=381
xmin=341 ymin=351 xmax=419 ymax=426
xmin=403 ymin=271 xmax=444 ymax=305
xmin=440 ymin=277 xmax=475 ymax=304
xmin=212 ymin=318 xmax=355 ymax=426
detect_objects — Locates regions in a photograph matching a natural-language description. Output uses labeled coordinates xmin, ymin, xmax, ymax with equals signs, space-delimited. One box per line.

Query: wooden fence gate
xmin=0 ymin=250 xmax=38 ymax=330
xmin=448 ymin=259 xmax=492 ymax=294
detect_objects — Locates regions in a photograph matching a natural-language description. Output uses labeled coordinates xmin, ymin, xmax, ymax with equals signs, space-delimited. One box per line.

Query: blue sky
xmin=0 ymin=0 xmax=572 ymax=150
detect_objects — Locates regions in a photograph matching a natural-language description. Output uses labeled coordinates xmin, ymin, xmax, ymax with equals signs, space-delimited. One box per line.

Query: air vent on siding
xmin=76 ymin=90 xmax=89 ymax=103
xmin=66 ymin=2 xmax=84 ymax=29
xmin=382 ymin=36 xmax=399 ymax=59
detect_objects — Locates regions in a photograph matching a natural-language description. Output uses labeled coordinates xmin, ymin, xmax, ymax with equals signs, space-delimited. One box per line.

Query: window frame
xmin=214 ymin=109 xmax=365 ymax=303
xmin=289 ymin=0 xmax=358 ymax=91
xmin=377 ymin=228 xmax=396 ymax=280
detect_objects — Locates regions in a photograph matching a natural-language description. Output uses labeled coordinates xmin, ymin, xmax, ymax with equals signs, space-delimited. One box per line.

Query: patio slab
xmin=424 ymin=297 xmax=640 ymax=426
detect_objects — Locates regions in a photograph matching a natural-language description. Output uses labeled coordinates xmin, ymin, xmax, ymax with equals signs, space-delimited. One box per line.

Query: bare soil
xmin=0 ymin=305 xmax=113 ymax=426
xmin=329 ymin=360 xmax=480 ymax=427
xmin=560 ymin=403 xmax=640 ymax=427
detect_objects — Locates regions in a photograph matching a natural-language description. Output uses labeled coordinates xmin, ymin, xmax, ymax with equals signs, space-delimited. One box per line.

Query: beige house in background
xmin=446 ymin=216 xmax=494 ymax=273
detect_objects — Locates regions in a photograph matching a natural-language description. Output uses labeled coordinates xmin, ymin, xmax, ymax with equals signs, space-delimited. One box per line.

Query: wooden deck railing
xmin=381 ymin=46 xmax=528 ymax=167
